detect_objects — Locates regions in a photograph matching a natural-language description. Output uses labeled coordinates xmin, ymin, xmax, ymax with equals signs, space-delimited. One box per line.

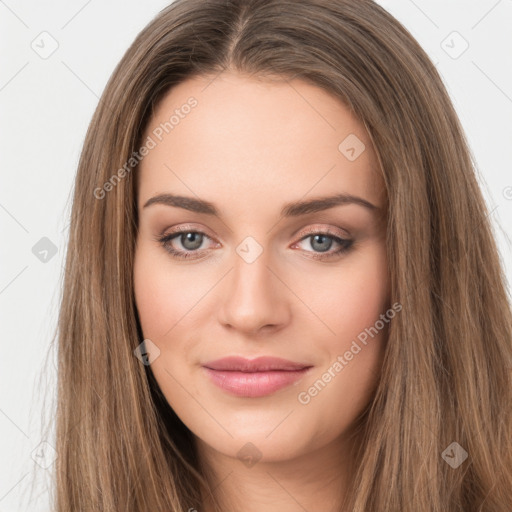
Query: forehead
xmin=137 ymin=72 xmax=385 ymax=216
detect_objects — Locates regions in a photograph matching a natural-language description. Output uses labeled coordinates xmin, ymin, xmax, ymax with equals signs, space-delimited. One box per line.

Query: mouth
xmin=202 ymin=356 xmax=313 ymax=398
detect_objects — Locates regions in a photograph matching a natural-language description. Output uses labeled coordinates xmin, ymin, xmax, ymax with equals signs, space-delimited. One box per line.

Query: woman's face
xmin=134 ymin=72 xmax=390 ymax=465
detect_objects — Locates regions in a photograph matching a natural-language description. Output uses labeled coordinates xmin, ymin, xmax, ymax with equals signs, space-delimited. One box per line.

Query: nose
xmin=217 ymin=249 xmax=290 ymax=336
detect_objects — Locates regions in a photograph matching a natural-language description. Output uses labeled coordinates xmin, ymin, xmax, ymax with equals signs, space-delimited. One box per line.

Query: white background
xmin=1 ymin=1 xmax=511 ymax=510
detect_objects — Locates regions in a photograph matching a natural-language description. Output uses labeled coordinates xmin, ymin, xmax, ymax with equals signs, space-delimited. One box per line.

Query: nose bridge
xmin=218 ymin=238 xmax=288 ymax=333
xmin=232 ymin=244 xmax=272 ymax=298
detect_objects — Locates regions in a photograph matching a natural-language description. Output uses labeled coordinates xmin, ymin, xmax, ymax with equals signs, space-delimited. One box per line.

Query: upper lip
xmin=203 ymin=356 xmax=312 ymax=372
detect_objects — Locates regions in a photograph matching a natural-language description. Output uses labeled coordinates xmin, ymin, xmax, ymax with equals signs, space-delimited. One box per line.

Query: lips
xmin=202 ymin=356 xmax=313 ymax=397
xmin=203 ymin=356 xmax=311 ymax=372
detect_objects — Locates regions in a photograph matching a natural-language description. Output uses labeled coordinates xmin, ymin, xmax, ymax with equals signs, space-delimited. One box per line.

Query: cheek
xmin=301 ymin=245 xmax=390 ymax=403
xmin=133 ymin=246 xmax=189 ymax=341
xmin=301 ymin=244 xmax=390 ymax=344
xmin=335 ymin=262 xmax=389 ymax=338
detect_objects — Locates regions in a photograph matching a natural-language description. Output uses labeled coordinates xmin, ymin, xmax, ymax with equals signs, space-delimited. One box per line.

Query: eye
xmin=155 ymin=228 xmax=217 ymax=260
xmin=292 ymin=228 xmax=353 ymax=261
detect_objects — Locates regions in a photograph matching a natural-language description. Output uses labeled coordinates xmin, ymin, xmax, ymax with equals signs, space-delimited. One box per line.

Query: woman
xmin=52 ymin=0 xmax=512 ymax=510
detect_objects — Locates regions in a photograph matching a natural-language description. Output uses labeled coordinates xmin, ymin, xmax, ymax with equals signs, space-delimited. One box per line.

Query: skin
xmin=133 ymin=71 xmax=390 ymax=511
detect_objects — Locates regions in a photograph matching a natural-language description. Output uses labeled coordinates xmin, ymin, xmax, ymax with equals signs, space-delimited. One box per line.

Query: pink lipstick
xmin=202 ymin=356 xmax=313 ymax=398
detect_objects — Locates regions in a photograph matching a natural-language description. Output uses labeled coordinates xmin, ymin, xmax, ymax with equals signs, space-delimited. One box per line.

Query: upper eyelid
xmin=162 ymin=226 xmax=350 ymax=247
xmin=162 ymin=221 xmax=350 ymax=237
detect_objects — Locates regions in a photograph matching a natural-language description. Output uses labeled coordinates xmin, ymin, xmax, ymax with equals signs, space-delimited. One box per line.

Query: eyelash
xmin=155 ymin=226 xmax=353 ymax=261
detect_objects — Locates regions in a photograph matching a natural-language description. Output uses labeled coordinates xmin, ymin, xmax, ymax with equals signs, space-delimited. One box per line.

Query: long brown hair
xmin=47 ymin=0 xmax=512 ymax=509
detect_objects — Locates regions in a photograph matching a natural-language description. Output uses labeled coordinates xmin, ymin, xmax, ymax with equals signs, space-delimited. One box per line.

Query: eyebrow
xmin=142 ymin=193 xmax=379 ymax=217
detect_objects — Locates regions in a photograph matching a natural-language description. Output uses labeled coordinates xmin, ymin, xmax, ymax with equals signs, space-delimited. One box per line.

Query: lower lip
xmin=202 ymin=367 xmax=311 ymax=398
